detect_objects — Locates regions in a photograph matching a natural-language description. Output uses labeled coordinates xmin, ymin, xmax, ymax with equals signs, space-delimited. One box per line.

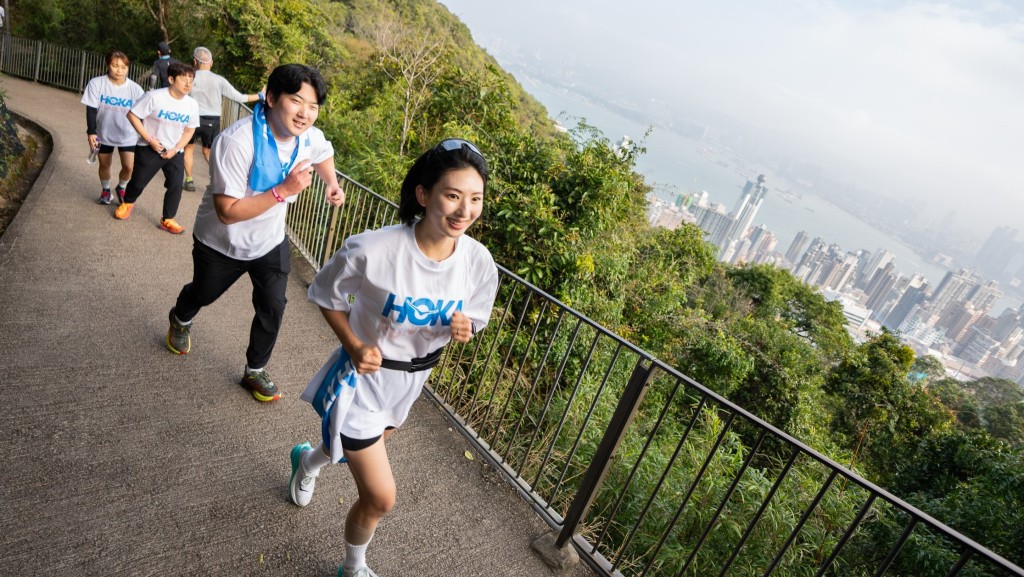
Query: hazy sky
xmin=439 ymin=0 xmax=1024 ymax=233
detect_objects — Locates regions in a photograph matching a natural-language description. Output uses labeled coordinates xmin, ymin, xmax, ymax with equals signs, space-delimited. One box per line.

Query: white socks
xmin=301 ymin=442 xmax=330 ymax=476
xmin=343 ymin=519 xmax=375 ymax=572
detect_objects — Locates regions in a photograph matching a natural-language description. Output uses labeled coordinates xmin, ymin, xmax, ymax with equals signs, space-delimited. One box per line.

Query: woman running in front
xmin=289 ymin=139 xmax=498 ymax=577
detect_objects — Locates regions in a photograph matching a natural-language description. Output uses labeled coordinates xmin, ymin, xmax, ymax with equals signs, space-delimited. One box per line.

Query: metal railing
xmin=6 ymin=34 xmax=1023 ymax=577
xmin=0 ymin=34 xmax=150 ymax=93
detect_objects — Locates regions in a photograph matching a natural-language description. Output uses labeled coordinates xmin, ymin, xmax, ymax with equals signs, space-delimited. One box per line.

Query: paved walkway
xmin=0 ymin=74 xmax=595 ymax=577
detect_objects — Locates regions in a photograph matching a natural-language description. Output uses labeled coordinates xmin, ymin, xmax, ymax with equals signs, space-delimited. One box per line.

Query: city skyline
xmin=439 ymin=0 xmax=1024 ymax=235
xmin=648 ymin=191 xmax=1024 ymax=384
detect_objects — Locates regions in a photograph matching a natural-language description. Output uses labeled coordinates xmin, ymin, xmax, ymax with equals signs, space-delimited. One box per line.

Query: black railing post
xmin=555 ymin=358 xmax=655 ymax=548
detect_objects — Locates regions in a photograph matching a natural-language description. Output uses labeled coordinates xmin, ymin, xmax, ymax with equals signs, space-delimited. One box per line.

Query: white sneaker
xmin=289 ymin=443 xmax=317 ymax=507
xmin=339 ymin=565 xmax=379 ymax=577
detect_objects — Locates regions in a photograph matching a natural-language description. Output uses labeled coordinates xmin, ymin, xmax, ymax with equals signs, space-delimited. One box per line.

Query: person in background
xmin=164 ymin=64 xmax=344 ymax=403
xmin=182 ymin=46 xmax=263 ymax=192
xmin=288 ymin=139 xmax=498 ymax=577
xmin=115 ymin=61 xmax=198 ymax=234
xmin=150 ymin=41 xmax=181 ymax=90
xmin=81 ymin=50 xmax=144 ymax=205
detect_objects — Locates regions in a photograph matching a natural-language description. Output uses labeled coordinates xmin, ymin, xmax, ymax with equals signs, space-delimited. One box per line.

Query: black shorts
xmin=339 ymin=426 xmax=396 ymax=452
xmin=190 ymin=116 xmax=221 ymax=148
xmin=98 ymin=144 xmax=133 ymax=154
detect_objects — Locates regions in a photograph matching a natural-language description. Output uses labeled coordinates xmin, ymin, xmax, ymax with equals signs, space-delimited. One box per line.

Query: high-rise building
xmin=991 ymin=307 xmax=1022 ymax=342
xmin=858 ymin=249 xmax=895 ymax=290
xmin=955 ymin=327 xmax=1000 ymax=366
xmin=719 ymin=175 xmax=769 ymax=258
xmin=967 ymin=280 xmax=1002 ymax=315
xmin=690 ymin=200 xmax=733 ymax=247
xmin=785 ymin=231 xmax=810 ymax=266
xmin=745 ymin=224 xmax=777 ymax=264
xmin=929 ymin=268 xmax=980 ymax=321
xmin=793 ymin=237 xmax=827 ymax=284
xmin=974 ymin=226 xmax=1019 ymax=282
xmin=884 ymin=275 xmax=929 ymax=330
xmin=865 ymin=262 xmax=897 ymax=310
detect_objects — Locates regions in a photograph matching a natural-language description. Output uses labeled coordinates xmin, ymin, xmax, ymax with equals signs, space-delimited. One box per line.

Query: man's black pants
xmin=123 ymin=145 xmax=185 ymax=220
xmin=173 ymin=237 xmax=291 ymax=370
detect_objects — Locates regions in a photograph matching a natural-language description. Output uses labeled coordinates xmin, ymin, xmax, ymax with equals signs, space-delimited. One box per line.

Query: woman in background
xmin=81 ymin=50 xmax=144 ymax=205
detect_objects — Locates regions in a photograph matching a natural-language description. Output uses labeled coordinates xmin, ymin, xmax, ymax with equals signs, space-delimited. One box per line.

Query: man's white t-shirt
xmin=190 ymin=70 xmax=249 ymax=117
xmin=192 ymin=115 xmax=334 ymax=260
xmin=302 ymin=223 xmax=499 ymax=439
xmin=80 ymin=75 xmax=145 ymax=148
xmin=129 ymin=88 xmax=200 ymax=150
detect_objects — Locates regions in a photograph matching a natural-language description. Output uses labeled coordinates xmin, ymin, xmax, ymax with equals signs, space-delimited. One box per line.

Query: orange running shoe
xmin=160 ymin=218 xmax=185 ymax=234
xmin=114 ymin=202 xmax=134 ymax=220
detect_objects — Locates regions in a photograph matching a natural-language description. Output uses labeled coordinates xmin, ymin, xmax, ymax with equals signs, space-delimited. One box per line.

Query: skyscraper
xmin=858 ymin=249 xmax=895 ymax=290
xmin=865 ymin=263 xmax=898 ymax=313
xmin=884 ymin=275 xmax=929 ymax=330
xmin=974 ymin=226 xmax=1019 ymax=282
xmin=930 ymin=268 xmax=981 ymax=321
xmin=967 ymin=280 xmax=1002 ymax=315
xmin=732 ymin=175 xmax=769 ymax=240
xmin=719 ymin=175 xmax=769 ymax=257
xmin=785 ymin=230 xmax=810 ymax=265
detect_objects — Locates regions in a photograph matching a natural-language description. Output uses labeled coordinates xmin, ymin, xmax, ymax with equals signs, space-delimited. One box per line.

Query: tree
xmin=355 ymin=7 xmax=451 ymax=155
xmin=139 ymin=0 xmax=183 ymax=42
xmin=967 ymin=376 xmax=1024 ymax=408
xmin=199 ymin=0 xmax=344 ymax=88
xmin=884 ymin=431 xmax=1024 ymax=567
xmin=825 ymin=330 xmax=951 ymax=474
xmin=928 ymin=377 xmax=982 ymax=429
xmin=984 ymin=402 xmax=1024 ymax=446
xmin=909 ymin=354 xmax=946 ymax=384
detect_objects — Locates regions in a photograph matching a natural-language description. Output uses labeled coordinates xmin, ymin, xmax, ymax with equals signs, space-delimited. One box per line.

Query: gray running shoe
xmin=166 ymin=309 xmax=191 ymax=355
xmin=240 ymin=368 xmax=281 ymax=402
xmin=183 ymin=179 xmax=196 ymax=192
xmin=97 ymin=188 xmax=112 ymax=205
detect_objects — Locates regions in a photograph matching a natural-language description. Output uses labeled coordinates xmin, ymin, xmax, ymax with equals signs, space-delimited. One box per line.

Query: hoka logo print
xmin=100 ymin=95 xmax=133 ymax=108
xmin=157 ymin=109 xmax=190 ymax=123
xmin=381 ymin=294 xmax=463 ymax=326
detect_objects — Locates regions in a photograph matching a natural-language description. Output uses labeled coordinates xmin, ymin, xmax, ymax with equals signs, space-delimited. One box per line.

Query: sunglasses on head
xmin=433 ymin=138 xmax=483 ymax=158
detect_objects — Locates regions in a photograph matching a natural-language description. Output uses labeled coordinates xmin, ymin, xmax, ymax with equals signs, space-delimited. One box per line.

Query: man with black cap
xmin=150 ymin=41 xmax=181 ymax=90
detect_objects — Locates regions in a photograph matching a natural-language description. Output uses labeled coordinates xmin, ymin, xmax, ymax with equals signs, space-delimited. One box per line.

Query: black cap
xmin=157 ymin=41 xmax=171 ymax=55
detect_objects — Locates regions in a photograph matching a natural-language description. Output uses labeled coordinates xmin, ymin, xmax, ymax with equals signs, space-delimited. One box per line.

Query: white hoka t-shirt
xmin=80 ymin=75 xmax=145 ymax=147
xmin=129 ymin=88 xmax=199 ymax=150
xmin=302 ymin=223 xmax=499 ymax=439
xmin=192 ymin=115 xmax=334 ymax=260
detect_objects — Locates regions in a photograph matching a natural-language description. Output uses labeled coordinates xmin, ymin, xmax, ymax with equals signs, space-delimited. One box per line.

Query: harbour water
xmin=519 ymin=76 xmax=1020 ymax=309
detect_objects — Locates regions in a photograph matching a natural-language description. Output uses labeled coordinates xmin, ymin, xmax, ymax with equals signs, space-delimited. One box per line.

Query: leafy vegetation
xmin=12 ymin=0 xmax=1024 ymax=573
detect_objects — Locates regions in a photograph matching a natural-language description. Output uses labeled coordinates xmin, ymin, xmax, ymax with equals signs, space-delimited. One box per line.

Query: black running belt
xmin=380 ymin=346 xmax=445 ymax=372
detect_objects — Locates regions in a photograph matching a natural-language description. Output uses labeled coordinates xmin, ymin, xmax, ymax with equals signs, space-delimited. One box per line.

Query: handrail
xmin=5 ymin=33 xmax=1022 ymax=577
